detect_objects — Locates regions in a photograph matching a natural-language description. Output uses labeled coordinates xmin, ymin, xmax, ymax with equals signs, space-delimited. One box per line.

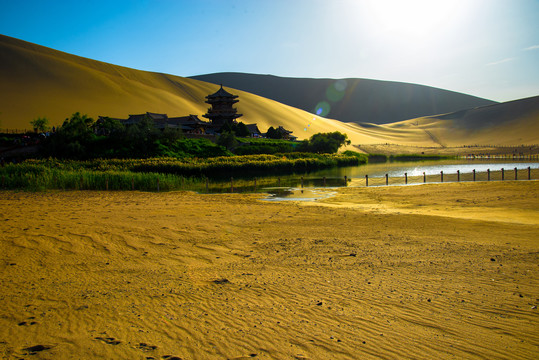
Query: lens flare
xmin=326 ymin=80 xmax=347 ymax=102
xmin=314 ymin=101 xmax=331 ymax=117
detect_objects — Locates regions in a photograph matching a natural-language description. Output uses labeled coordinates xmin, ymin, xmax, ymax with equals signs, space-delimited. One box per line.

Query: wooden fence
xmin=359 ymin=167 xmax=539 ymax=187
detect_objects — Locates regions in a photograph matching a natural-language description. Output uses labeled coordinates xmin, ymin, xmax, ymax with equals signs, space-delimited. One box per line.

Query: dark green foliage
xmin=367 ymin=154 xmax=388 ymax=162
xmin=217 ymin=131 xmax=238 ymax=150
xmin=266 ymin=126 xmax=283 ymax=139
xmin=235 ymin=138 xmax=296 ymax=155
xmin=41 ymin=112 xmax=97 ymax=159
xmin=234 ymin=122 xmax=250 ymax=137
xmin=157 ymin=138 xmax=231 ymax=158
xmin=30 ymin=117 xmax=50 ymax=133
xmin=341 ymin=150 xmax=369 ymax=163
xmin=95 ymin=117 xmax=125 ymax=136
xmin=0 ymin=153 xmax=365 ymax=191
xmin=39 ymin=112 xmax=226 ymax=159
xmin=160 ymin=127 xmax=184 ymax=146
xmin=299 ymin=132 xmax=351 ymax=153
xmin=219 ymin=121 xmax=250 ymax=137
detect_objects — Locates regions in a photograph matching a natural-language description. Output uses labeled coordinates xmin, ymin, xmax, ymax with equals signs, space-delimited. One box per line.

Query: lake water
xmin=302 ymin=159 xmax=539 ymax=179
xmin=262 ymin=159 xmax=539 ymax=201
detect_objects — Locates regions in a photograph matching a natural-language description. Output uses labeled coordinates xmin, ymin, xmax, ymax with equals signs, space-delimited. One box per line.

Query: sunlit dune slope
xmin=0 ymin=35 xmax=348 ymax=141
xmin=371 ymin=96 xmax=539 ymax=147
xmin=190 ymin=72 xmax=497 ymax=124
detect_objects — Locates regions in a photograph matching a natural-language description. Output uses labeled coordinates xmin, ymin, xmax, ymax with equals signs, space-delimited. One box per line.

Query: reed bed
xmin=0 ymin=153 xmax=365 ymax=192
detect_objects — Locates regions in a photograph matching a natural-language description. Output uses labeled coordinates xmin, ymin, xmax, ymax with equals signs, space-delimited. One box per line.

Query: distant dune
xmin=1 ymin=34 xmax=537 ymax=147
xmin=377 ymin=96 xmax=539 ymax=147
xmin=190 ymin=72 xmax=497 ymax=124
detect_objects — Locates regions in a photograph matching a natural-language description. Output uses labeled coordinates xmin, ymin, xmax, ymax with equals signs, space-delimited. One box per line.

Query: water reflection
xmin=264 ymin=187 xmax=337 ymax=201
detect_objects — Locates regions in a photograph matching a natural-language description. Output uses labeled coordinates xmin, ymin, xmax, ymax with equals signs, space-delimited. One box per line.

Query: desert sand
xmin=1 ymin=181 xmax=538 ymax=359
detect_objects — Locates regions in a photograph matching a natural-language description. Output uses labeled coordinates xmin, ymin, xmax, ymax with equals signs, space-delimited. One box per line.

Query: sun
xmin=358 ymin=0 xmax=469 ymax=43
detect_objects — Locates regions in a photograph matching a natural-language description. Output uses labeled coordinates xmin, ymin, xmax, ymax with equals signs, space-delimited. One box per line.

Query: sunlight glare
xmin=360 ymin=0 xmax=470 ymax=46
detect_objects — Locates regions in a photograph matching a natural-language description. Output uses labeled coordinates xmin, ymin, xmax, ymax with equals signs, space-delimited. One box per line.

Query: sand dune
xmin=0 ymin=35 xmax=341 ymax=141
xmin=0 ymin=181 xmax=538 ymax=359
xmin=1 ymin=34 xmax=537 ymax=147
xmin=190 ymin=72 xmax=497 ymax=124
xmin=386 ymin=96 xmax=539 ymax=146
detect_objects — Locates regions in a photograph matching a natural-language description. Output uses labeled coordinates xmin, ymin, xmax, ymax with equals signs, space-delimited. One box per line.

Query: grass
xmin=0 ymin=153 xmax=366 ymax=192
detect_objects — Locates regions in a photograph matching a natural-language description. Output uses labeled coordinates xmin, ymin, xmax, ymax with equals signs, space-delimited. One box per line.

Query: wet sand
xmin=0 ymin=181 xmax=538 ymax=359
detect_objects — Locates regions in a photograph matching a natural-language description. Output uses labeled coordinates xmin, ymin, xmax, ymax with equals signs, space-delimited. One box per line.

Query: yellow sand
xmin=1 ymin=181 xmax=538 ymax=359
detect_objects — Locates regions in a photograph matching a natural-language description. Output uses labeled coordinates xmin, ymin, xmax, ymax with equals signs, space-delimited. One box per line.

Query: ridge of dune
xmin=189 ymin=72 xmax=497 ymax=124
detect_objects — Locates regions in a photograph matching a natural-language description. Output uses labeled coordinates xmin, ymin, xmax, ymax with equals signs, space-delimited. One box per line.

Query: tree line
xmin=28 ymin=113 xmax=352 ymax=160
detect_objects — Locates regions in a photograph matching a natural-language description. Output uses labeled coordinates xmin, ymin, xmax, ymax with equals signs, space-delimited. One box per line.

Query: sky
xmin=1 ymin=0 xmax=538 ymax=102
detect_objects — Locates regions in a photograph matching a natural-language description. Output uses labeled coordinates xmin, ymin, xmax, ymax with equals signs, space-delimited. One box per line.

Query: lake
xmin=261 ymin=159 xmax=539 ymax=200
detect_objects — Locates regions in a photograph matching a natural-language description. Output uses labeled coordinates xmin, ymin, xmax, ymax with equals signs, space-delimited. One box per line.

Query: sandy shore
xmin=1 ymin=182 xmax=538 ymax=359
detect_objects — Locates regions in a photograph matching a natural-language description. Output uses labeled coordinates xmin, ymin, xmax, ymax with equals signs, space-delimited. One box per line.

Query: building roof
xmin=206 ymin=85 xmax=238 ymax=100
xmin=167 ymin=115 xmax=207 ymax=126
xmin=245 ymin=124 xmax=261 ymax=135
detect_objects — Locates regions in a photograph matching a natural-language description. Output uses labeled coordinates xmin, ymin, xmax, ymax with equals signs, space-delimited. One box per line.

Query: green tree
xmin=301 ymin=132 xmax=351 ymax=153
xmin=266 ymin=126 xmax=282 ymax=139
xmin=30 ymin=117 xmax=50 ymax=133
xmin=42 ymin=112 xmax=96 ymax=158
xmin=123 ymin=115 xmax=160 ymax=157
xmin=217 ymin=131 xmax=238 ymax=150
xmin=161 ymin=126 xmax=184 ymax=146
xmin=95 ymin=117 xmax=125 ymax=136
xmin=234 ymin=122 xmax=250 ymax=137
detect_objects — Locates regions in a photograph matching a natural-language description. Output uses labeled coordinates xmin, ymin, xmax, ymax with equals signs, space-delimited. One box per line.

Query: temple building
xmin=203 ymin=85 xmax=243 ymax=126
xmin=95 ymin=86 xmax=296 ymax=139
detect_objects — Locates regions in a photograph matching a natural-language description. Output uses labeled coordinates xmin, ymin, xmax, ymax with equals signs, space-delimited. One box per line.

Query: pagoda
xmin=203 ymin=85 xmax=243 ymax=126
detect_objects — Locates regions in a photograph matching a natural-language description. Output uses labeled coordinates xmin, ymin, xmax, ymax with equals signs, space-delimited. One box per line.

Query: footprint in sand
xmin=23 ymin=344 xmax=51 ymax=355
xmin=95 ymin=337 xmax=121 ymax=345
xmin=137 ymin=342 xmax=157 ymax=351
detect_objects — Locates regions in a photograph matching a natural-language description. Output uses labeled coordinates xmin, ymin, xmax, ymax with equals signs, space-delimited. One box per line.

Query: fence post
xmin=473 ymin=169 xmax=476 ymax=182
xmin=344 ymin=175 xmax=347 ymax=186
xmin=457 ymin=170 xmax=460 ymax=182
xmin=501 ymin=168 xmax=504 ymax=181
xmin=514 ymin=167 xmax=518 ymax=180
xmin=441 ymin=171 xmax=443 ymax=183
xmin=157 ymin=178 xmax=160 ymax=192
xmin=423 ymin=172 xmax=426 ymax=183
xmin=405 ymin=172 xmax=407 ymax=184
xmin=231 ymin=177 xmax=234 ymax=193
xmin=385 ymin=174 xmax=388 ymax=186
xmin=365 ymin=175 xmax=368 ymax=187
xmin=528 ymin=166 xmax=531 ymax=180
xmin=487 ymin=169 xmax=490 ymax=181
xmin=301 ymin=177 xmax=304 ymax=188
xmin=278 ymin=178 xmax=281 ymax=187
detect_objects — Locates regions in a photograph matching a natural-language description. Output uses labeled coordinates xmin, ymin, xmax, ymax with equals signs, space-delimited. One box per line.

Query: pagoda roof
xmin=206 ymin=85 xmax=238 ymax=99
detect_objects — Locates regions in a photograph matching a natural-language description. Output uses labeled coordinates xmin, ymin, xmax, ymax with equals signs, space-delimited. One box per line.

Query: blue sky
xmin=1 ymin=0 xmax=538 ymax=102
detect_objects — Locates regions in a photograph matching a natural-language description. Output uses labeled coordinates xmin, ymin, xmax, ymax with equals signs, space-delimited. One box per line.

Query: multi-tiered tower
xmin=203 ymin=85 xmax=243 ymax=126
